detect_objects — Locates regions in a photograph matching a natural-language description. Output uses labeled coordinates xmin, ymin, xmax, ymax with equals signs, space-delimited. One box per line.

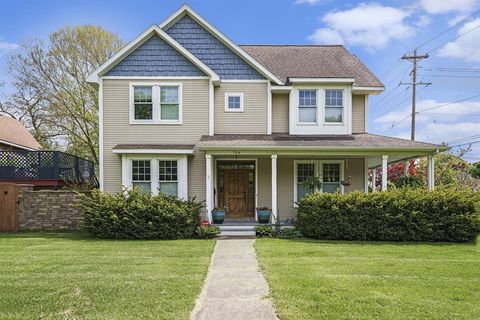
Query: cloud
xmin=419 ymin=0 xmax=478 ymax=14
xmin=0 ymin=41 xmax=19 ymax=52
xmin=437 ymin=18 xmax=480 ymax=62
xmin=294 ymin=0 xmax=322 ymax=5
xmin=307 ymin=3 xmax=414 ymax=50
xmin=415 ymin=15 xmax=432 ymax=27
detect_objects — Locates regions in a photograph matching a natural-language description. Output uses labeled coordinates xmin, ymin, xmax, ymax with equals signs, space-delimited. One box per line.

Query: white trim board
xmin=0 ymin=139 xmax=38 ymax=151
xmin=289 ymin=78 xmax=355 ymax=84
xmin=112 ymin=149 xmax=194 ymax=154
xmin=159 ymin=4 xmax=283 ymax=85
xmin=86 ymin=25 xmax=220 ymax=84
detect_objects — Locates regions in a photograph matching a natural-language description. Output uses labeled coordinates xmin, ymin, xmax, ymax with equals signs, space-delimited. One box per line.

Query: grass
xmin=255 ymin=238 xmax=480 ymax=320
xmin=0 ymin=232 xmax=215 ymax=320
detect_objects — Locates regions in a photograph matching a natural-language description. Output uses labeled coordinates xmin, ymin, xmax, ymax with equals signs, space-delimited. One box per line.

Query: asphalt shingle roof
xmin=0 ymin=116 xmax=42 ymax=150
xmin=198 ymin=134 xmax=446 ymax=150
xmin=240 ymin=45 xmax=384 ymax=87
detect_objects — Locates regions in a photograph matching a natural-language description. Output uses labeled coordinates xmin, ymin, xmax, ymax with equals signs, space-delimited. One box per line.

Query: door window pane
xmin=297 ymin=163 xmax=315 ymax=200
xmin=322 ymin=163 xmax=340 ymax=193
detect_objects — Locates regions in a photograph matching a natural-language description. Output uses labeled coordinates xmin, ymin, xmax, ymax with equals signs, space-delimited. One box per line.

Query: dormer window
xmin=298 ymin=89 xmax=317 ymax=123
xmin=325 ymin=89 xmax=343 ymax=123
xmin=225 ymin=93 xmax=244 ymax=112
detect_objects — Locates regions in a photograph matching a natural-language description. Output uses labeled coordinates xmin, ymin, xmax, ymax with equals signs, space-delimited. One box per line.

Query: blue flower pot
xmin=212 ymin=210 xmax=225 ymax=224
xmin=257 ymin=210 xmax=271 ymax=224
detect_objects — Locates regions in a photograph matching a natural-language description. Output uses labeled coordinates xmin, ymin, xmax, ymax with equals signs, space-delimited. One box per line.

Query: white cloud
xmin=0 ymin=41 xmax=19 ymax=51
xmin=294 ymin=0 xmax=322 ymax=5
xmin=307 ymin=3 xmax=414 ymax=50
xmin=437 ymin=18 xmax=480 ymax=62
xmin=419 ymin=0 xmax=478 ymax=14
xmin=415 ymin=15 xmax=432 ymax=27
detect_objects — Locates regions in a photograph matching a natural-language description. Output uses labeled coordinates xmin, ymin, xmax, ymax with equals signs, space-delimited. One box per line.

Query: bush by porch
xmin=296 ymin=188 xmax=480 ymax=242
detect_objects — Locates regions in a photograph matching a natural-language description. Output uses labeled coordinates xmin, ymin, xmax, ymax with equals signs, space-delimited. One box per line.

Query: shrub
xmin=393 ymin=175 xmax=424 ymax=188
xmin=296 ymin=188 xmax=480 ymax=242
xmin=196 ymin=226 xmax=220 ymax=239
xmin=278 ymin=227 xmax=302 ymax=239
xmin=80 ymin=188 xmax=203 ymax=239
xmin=255 ymin=225 xmax=275 ymax=237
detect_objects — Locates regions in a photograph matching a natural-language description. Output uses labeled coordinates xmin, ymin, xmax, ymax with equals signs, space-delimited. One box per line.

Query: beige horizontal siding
xmin=272 ymin=93 xmax=289 ymax=134
xmin=214 ymin=82 xmax=268 ymax=134
xmin=352 ymin=94 xmax=366 ymax=134
xmin=102 ymin=79 xmax=209 ymax=193
xmin=257 ymin=157 xmax=271 ymax=208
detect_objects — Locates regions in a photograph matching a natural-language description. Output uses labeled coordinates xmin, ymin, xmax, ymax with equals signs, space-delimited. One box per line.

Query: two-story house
xmin=87 ymin=5 xmax=447 ymax=223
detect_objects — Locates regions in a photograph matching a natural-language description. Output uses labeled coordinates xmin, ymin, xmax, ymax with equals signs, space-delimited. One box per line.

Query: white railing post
xmin=372 ymin=168 xmax=377 ymax=192
xmin=382 ymin=155 xmax=388 ymax=191
xmin=428 ymin=155 xmax=435 ymax=190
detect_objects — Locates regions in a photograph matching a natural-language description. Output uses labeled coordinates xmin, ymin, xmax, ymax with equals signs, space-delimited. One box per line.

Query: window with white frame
xmin=298 ymin=90 xmax=317 ymax=123
xmin=132 ymin=160 xmax=151 ymax=193
xmin=158 ymin=160 xmax=178 ymax=196
xmin=133 ymin=87 xmax=153 ymax=120
xmin=224 ymin=93 xmax=244 ymax=112
xmin=325 ymin=89 xmax=343 ymax=123
xmin=130 ymin=83 xmax=181 ymax=123
xmin=322 ymin=163 xmax=341 ymax=193
xmin=294 ymin=161 xmax=343 ymax=203
xmin=296 ymin=163 xmax=316 ymax=201
xmin=160 ymin=86 xmax=180 ymax=120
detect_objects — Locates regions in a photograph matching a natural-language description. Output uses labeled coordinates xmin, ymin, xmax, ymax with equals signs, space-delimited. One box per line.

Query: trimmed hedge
xmin=296 ymin=188 xmax=480 ymax=242
xmin=80 ymin=189 xmax=203 ymax=239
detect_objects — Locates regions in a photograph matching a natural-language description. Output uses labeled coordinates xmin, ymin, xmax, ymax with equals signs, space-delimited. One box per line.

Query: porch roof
xmin=198 ymin=134 xmax=447 ymax=153
xmin=112 ymin=144 xmax=195 ymax=154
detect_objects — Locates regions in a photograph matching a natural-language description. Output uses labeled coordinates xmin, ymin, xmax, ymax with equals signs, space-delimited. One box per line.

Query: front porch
xmin=199 ymin=133 xmax=448 ymax=224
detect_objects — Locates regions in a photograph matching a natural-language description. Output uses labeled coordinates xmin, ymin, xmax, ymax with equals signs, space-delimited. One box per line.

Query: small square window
xmin=225 ymin=93 xmax=244 ymax=112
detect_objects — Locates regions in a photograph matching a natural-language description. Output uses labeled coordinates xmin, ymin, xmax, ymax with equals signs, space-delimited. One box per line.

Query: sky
xmin=0 ymin=0 xmax=480 ymax=161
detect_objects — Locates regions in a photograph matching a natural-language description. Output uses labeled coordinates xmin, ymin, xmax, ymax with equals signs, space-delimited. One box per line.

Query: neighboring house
xmin=0 ymin=116 xmax=42 ymax=151
xmin=87 ymin=5 xmax=447 ymax=222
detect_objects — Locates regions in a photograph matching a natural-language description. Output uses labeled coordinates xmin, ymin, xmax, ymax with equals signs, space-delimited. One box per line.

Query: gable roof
xmin=159 ymin=5 xmax=283 ymax=85
xmin=0 ymin=116 xmax=42 ymax=150
xmin=240 ymin=45 xmax=384 ymax=88
xmin=86 ymin=25 xmax=219 ymax=84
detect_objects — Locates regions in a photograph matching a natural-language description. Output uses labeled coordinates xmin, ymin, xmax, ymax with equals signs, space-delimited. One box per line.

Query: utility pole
xmin=400 ymin=49 xmax=430 ymax=140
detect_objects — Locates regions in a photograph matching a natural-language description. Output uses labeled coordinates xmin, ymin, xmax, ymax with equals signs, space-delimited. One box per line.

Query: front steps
xmin=216 ymin=224 xmax=256 ymax=237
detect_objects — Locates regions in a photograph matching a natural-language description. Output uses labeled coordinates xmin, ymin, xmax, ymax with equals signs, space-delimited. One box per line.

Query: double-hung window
xmin=131 ymin=83 xmax=181 ymax=123
xmin=298 ymin=90 xmax=317 ymax=123
xmin=296 ymin=163 xmax=316 ymax=201
xmin=158 ymin=160 xmax=178 ymax=196
xmin=325 ymin=89 xmax=343 ymax=123
xmin=132 ymin=160 xmax=151 ymax=193
xmin=322 ymin=163 xmax=341 ymax=193
xmin=160 ymin=86 xmax=180 ymax=121
xmin=133 ymin=87 xmax=153 ymax=120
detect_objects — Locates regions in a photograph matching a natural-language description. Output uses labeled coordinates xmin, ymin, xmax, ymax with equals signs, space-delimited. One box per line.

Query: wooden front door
xmin=0 ymin=183 xmax=19 ymax=231
xmin=217 ymin=163 xmax=255 ymax=219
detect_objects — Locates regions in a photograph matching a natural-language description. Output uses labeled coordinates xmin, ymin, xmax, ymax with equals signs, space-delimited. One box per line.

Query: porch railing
xmin=0 ymin=151 xmax=98 ymax=187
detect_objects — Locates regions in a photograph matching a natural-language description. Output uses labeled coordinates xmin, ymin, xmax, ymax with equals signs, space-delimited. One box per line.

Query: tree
xmin=469 ymin=162 xmax=480 ymax=179
xmin=2 ymin=26 xmax=123 ymax=163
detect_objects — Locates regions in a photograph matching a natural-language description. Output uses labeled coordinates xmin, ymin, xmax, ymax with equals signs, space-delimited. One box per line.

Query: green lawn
xmin=255 ymin=238 xmax=480 ymax=320
xmin=0 ymin=232 xmax=215 ymax=320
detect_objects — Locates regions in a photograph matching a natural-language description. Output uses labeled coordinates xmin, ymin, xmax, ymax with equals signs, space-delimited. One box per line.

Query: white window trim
xmin=297 ymin=89 xmax=318 ymax=125
xmin=323 ymin=89 xmax=345 ymax=126
xmin=129 ymin=82 xmax=183 ymax=125
xmin=224 ymin=92 xmax=244 ymax=112
xmin=293 ymin=160 xmax=344 ymax=206
xmin=121 ymin=154 xmax=188 ymax=199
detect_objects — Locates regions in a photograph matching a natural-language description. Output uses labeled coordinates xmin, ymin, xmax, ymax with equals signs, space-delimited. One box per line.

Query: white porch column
xmin=205 ymin=154 xmax=213 ymax=223
xmin=381 ymin=155 xmax=388 ymax=191
xmin=371 ymin=168 xmax=377 ymax=192
xmin=428 ymin=155 xmax=435 ymax=190
xmin=271 ymin=155 xmax=278 ymax=222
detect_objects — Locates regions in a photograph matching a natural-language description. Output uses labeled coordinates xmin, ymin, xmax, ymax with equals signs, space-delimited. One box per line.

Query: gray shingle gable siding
xmin=105 ymin=35 xmax=206 ymax=77
xmin=165 ymin=15 xmax=265 ymax=80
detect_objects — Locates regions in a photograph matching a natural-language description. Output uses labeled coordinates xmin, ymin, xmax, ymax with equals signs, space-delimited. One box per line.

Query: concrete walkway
xmin=191 ymin=239 xmax=278 ymax=320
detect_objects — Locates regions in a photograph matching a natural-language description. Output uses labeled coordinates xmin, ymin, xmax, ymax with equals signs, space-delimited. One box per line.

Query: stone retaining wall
xmin=18 ymin=185 xmax=86 ymax=231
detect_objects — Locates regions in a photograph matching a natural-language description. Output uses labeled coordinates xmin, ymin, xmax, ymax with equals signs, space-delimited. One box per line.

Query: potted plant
xmin=257 ymin=207 xmax=272 ymax=224
xmin=303 ymin=175 xmax=322 ymax=191
xmin=341 ymin=176 xmax=352 ymax=186
xmin=212 ymin=206 xmax=227 ymax=224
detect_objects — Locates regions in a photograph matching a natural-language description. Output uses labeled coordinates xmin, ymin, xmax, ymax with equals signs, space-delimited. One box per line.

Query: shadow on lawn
xmin=0 ymin=231 xmax=95 ymax=241
xmin=277 ymin=237 xmax=478 ymax=247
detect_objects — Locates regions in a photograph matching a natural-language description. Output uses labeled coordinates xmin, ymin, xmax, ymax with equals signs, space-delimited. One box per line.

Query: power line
xmin=421 ymin=74 xmax=480 ymax=79
xmin=419 ymin=94 xmax=480 ymax=113
xmin=447 ymin=134 xmax=480 ymax=144
xmin=422 ymin=112 xmax=480 ymax=117
xmin=450 ymin=140 xmax=480 ymax=148
xmin=370 ymin=87 xmax=410 ymax=113
xmin=419 ymin=66 xmax=480 ymax=72
xmin=427 ymin=22 xmax=480 ymax=54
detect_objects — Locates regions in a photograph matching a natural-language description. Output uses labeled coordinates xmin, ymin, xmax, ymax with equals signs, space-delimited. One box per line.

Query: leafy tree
xmin=1 ymin=26 xmax=123 ymax=163
xmin=469 ymin=162 xmax=480 ymax=179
